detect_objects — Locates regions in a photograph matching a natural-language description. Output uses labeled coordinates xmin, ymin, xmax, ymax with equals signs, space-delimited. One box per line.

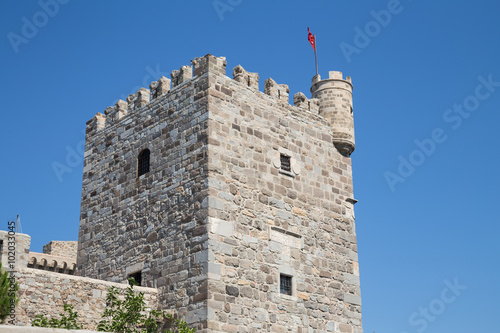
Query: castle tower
xmin=77 ymin=54 xmax=362 ymax=333
xmin=311 ymin=71 xmax=355 ymax=156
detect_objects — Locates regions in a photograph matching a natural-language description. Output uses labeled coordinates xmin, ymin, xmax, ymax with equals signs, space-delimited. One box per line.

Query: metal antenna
xmin=16 ymin=215 xmax=22 ymax=234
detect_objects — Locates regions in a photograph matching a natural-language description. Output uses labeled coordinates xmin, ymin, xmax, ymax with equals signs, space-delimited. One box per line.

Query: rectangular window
xmin=280 ymin=154 xmax=291 ymax=172
xmin=280 ymin=274 xmax=292 ymax=295
xmin=128 ymin=271 xmax=142 ymax=286
xmin=137 ymin=149 xmax=150 ymax=177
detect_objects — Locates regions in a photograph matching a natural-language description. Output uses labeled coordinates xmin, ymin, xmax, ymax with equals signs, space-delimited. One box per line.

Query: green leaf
xmin=0 ymin=263 xmax=19 ymax=324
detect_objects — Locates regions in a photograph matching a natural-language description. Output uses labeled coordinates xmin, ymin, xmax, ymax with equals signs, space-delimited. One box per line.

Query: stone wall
xmin=0 ymin=325 xmax=106 ymax=333
xmin=13 ymin=268 xmax=158 ymax=330
xmin=77 ymin=57 xmax=217 ymax=329
xmin=43 ymin=241 xmax=78 ymax=258
xmin=203 ymin=64 xmax=362 ymax=332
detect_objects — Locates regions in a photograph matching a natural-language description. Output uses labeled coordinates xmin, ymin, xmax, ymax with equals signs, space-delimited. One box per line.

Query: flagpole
xmin=314 ymin=34 xmax=318 ymax=76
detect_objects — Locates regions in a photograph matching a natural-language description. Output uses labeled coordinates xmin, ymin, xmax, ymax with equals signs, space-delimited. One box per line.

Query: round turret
xmin=311 ymin=71 xmax=355 ymax=156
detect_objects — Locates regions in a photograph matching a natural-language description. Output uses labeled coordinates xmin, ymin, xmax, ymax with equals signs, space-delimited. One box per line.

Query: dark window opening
xmin=137 ymin=149 xmax=150 ymax=177
xmin=280 ymin=274 xmax=292 ymax=295
xmin=128 ymin=271 xmax=142 ymax=286
xmin=0 ymin=240 xmax=3 ymax=261
xmin=280 ymin=154 xmax=291 ymax=172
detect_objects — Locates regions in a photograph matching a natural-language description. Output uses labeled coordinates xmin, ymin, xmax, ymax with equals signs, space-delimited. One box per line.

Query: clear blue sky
xmin=1 ymin=1 xmax=499 ymax=332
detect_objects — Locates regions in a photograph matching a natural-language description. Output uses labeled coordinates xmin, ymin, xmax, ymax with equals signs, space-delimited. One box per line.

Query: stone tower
xmin=311 ymin=72 xmax=355 ymax=156
xmin=77 ymin=54 xmax=362 ymax=333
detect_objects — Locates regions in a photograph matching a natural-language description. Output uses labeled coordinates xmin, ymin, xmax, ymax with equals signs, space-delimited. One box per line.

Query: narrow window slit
xmin=137 ymin=149 xmax=150 ymax=177
xmin=280 ymin=154 xmax=291 ymax=172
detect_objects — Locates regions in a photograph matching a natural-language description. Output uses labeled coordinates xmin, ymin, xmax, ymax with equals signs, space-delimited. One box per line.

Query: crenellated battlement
xmin=85 ymin=54 xmax=353 ymax=152
xmin=264 ymin=77 xmax=290 ymax=102
xmin=86 ymin=55 xmax=226 ymax=135
xmin=233 ymin=64 xmax=259 ymax=91
xmin=293 ymin=92 xmax=320 ymax=113
xmin=150 ymin=76 xmax=171 ymax=99
xmin=312 ymin=71 xmax=352 ymax=85
xmin=171 ymin=65 xmax=192 ymax=87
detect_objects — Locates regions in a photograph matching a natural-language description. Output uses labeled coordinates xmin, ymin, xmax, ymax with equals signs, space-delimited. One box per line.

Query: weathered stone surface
xmin=225 ymin=285 xmax=239 ymax=297
xmin=0 ymin=231 xmax=31 ymax=269
xmin=42 ymin=241 xmax=77 ymax=258
xmin=13 ymin=268 xmax=157 ymax=329
xmin=203 ymin=56 xmax=361 ymax=332
xmin=344 ymin=293 xmax=362 ymax=306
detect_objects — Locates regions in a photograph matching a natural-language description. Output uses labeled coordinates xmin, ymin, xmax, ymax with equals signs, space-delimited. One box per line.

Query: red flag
xmin=307 ymin=27 xmax=316 ymax=51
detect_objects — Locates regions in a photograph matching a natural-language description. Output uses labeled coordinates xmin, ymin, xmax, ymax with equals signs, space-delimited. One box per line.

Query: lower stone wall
xmin=11 ymin=268 xmax=158 ymax=330
xmin=0 ymin=325 xmax=107 ymax=333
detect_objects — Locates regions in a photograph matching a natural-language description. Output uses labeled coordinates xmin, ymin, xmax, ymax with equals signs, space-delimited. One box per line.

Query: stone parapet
xmin=85 ymin=54 xmax=336 ymax=139
xmin=12 ymin=268 xmax=158 ymax=330
xmin=232 ymin=64 xmax=259 ymax=91
xmin=264 ymin=77 xmax=290 ymax=102
xmin=0 ymin=325 xmax=108 ymax=333
xmin=27 ymin=252 xmax=76 ymax=274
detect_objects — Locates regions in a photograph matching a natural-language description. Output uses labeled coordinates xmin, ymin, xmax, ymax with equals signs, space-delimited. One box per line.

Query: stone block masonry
xmin=27 ymin=251 xmax=76 ymax=275
xmin=78 ymin=57 xmax=214 ymax=329
xmin=0 ymin=230 xmax=31 ymax=270
xmin=43 ymin=241 xmax=77 ymax=258
xmin=76 ymin=53 xmax=362 ymax=332
xmin=205 ymin=58 xmax=361 ymax=333
xmin=13 ymin=268 xmax=158 ymax=329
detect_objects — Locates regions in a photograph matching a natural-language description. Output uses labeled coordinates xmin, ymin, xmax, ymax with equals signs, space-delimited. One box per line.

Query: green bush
xmin=97 ymin=278 xmax=159 ymax=333
xmin=97 ymin=278 xmax=195 ymax=333
xmin=162 ymin=315 xmax=196 ymax=333
xmin=30 ymin=277 xmax=194 ymax=332
xmin=0 ymin=262 xmax=19 ymax=324
xmin=32 ymin=303 xmax=83 ymax=329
